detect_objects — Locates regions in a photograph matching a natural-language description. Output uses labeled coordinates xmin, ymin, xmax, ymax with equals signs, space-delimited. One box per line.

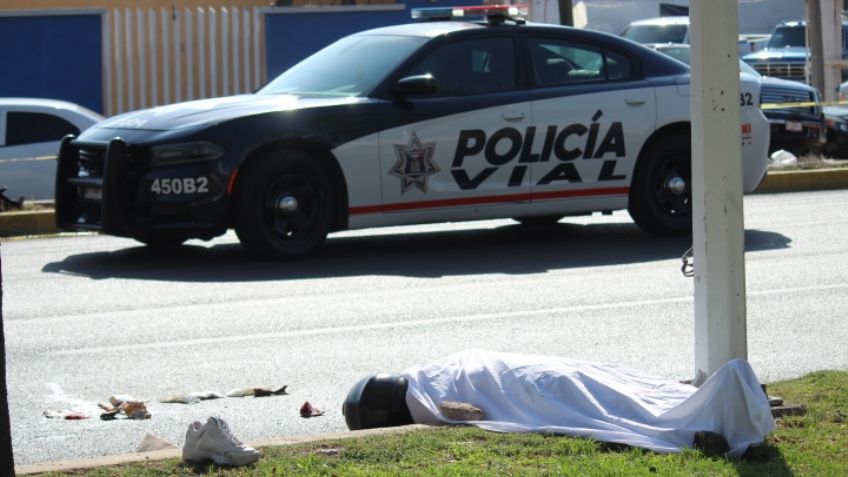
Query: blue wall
xmin=0 ymin=5 xmax=487 ymax=112
xmin=0 ymin=14 xmax=103 ymax=113
xmin=264 ymin=1 xmax=481 ymax=80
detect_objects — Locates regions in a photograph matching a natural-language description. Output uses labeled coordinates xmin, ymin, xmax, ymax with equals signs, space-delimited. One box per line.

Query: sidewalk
xmin=2 ymin=168 xmax=847 ymax=238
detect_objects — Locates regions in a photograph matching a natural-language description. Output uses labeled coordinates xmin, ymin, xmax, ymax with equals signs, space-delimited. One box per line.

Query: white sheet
xmin=402 ymin=349 xmax=774 ymax=457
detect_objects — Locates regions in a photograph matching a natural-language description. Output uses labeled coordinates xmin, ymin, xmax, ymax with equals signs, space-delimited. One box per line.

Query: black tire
xmin=513 ymin=215 xmax=562 ymax=226
xmin=628 ymin=135 xmax=692 ymax=235
xmin=233 ymin=150 xmax=334 ymax=258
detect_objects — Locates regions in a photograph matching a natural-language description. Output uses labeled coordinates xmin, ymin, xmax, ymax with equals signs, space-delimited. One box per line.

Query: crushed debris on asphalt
xmin=300 ymin=401 xmax=324 ymax=418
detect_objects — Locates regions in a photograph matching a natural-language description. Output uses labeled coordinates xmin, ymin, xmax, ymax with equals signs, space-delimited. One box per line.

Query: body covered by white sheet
xmin=402 ymin=350 xmax=774 ymax=457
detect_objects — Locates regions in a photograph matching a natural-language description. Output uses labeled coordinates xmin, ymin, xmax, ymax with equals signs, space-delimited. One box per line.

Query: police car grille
xmin=751 ymin=62 xmax=806 ymax=80
xmin=78 ymin=147 xmax=106 ymax=177
xmin=76 ymin=145 xmax=150 ymax=178
xmin=760 ymin=86 xmax=817 ymax=115
xmin=79 ymin=200 xmax=102 ymax=224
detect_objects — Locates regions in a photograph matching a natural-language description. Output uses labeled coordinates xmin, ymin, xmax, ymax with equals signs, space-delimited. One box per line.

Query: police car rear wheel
xmin=234 ymin=152 xmax=334 ymax=258
xmin=628 ymin=135 xmax=692 ymax=235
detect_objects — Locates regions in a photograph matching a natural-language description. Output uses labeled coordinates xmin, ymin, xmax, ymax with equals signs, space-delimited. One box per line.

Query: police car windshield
xmin=258 ymin=35 xmax=427 ymax=97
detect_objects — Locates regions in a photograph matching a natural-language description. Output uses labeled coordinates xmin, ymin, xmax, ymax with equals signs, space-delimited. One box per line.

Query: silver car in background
xmin=0 ymin=98 xmax=104 ymax=201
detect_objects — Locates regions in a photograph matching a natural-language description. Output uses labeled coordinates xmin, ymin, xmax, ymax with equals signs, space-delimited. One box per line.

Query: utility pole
xmin=558 ymin=0 xmax=573 ymax=26
xmin=689 ymin=0 xmax=748 ymax=382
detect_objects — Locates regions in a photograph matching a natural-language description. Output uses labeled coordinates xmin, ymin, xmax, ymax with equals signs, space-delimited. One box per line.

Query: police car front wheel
xmin=628 ymin=135 xmax=692 ymax=236
xmin=233 ymin=151 xmax=334 ymax=258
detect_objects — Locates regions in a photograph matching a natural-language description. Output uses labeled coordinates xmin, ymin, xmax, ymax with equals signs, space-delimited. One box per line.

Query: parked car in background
xmin=643 ymin=43 xmax=691 ymax=64
xmin=649 ymin=43 xmax=825 ymax=156
xmin=740 ymin=60 xmax=826 ymax=155
xmin=739 ymin=33 xmax=772 ymax=57
xmin=823 ymin=106 xmax=848 ymax=158
xmin=830 ymin=81 xmax=848 ymax=158
xmin=620 ymin=16 xmax=690 ymax=44
xmin=741 ymin=20 xmax=848 ymax=82
xmin=838 ymin=79 xmax=848 ymax=102
xmin=0 ymin=98 xmax=103 ymax=200
xmin=620 ymin=16 xmax=769 ymax=57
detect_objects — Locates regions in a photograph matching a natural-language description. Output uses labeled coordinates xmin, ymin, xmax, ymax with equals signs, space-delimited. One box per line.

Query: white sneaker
xmin=182 ymin=416 xmax=261 ymax=466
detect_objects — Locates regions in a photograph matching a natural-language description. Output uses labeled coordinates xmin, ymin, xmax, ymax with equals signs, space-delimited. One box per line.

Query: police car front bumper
xmin=55 ymin=136 xmax=230 ymax=240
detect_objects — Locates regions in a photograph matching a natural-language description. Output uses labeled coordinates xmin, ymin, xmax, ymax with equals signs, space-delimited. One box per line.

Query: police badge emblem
xmin=390 ymin=132 xmax=439 ymax=193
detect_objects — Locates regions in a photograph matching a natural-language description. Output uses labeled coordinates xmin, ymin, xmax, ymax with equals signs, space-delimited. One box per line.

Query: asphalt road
xmin=2 ymin=189 xmax=848 ymax=465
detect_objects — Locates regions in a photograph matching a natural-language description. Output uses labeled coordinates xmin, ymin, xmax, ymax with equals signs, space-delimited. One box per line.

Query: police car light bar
xmin=411 ymin=4 xmax=529 ymax=22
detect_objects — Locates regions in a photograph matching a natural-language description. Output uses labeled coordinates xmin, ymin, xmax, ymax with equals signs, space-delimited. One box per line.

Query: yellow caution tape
xmin=0 ymin=155 xmax=57 ymax=164
xmin=760 ymin=99 xmax=848 ymax=110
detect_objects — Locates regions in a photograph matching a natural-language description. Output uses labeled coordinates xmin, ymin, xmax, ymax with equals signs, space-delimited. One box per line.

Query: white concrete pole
xmin=689 ymin=0 xmax=748 ymax=382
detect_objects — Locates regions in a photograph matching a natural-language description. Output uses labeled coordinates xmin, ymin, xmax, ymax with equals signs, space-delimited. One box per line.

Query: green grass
xmin=38 ymin=371 xmax=848 ymax=477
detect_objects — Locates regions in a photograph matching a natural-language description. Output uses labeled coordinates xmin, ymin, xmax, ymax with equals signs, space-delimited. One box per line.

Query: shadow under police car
xmin=41 ymin=221 xmax=791 ymax=282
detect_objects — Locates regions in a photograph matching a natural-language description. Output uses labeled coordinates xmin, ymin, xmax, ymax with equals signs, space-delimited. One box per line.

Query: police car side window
xmin=603 ymin=50 xmax=632 ymax=81
xmin=405 ymin=38 xmax=515 ymax=96
xmin=529 ymin=38 xmax=631 ymax=86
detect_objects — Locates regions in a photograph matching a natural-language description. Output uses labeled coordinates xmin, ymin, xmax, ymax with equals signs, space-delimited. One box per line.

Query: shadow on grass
xmin=736 ymin=442 xmax=795 ymax=476
xmin=595 ymin=439 xmax=795 ymax=476
xmin=182 ymin=461 xmax=254 ymax=475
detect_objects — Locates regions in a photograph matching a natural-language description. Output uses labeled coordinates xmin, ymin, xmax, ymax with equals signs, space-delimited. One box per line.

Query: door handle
xmin=625 ymin=98 xmax=646 ymax=106
xmin=502 ymin=111 xmax=526 ymax=121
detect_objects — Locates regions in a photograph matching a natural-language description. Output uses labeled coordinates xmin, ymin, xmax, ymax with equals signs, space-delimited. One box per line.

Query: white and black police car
xmin=55 ymin=5 xmax=769 ymax=258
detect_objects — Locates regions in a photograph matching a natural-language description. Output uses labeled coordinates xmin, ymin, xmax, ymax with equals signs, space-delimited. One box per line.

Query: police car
xmin=55 ymin=5 xmax=769 ymax=258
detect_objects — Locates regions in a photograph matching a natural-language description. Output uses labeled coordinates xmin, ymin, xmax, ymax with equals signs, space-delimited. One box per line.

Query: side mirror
xmin=395 ymin=74 xmax=437 ymax=95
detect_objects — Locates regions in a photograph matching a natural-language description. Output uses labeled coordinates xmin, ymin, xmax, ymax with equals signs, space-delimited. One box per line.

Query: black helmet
xmin=343 ymin=373 xmax=414 ymax=430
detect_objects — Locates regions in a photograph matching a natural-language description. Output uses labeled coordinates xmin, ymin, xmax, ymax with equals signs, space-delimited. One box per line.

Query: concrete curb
xmin=15 ymin=424 xmax=431 ymax=475
xmin=1 ymin=168 xmax=846 ymax=239
xmin=0 ymin=210 xmax=59 ymax=238
xmin=754 ymin=167 xmax=848 ymax=193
